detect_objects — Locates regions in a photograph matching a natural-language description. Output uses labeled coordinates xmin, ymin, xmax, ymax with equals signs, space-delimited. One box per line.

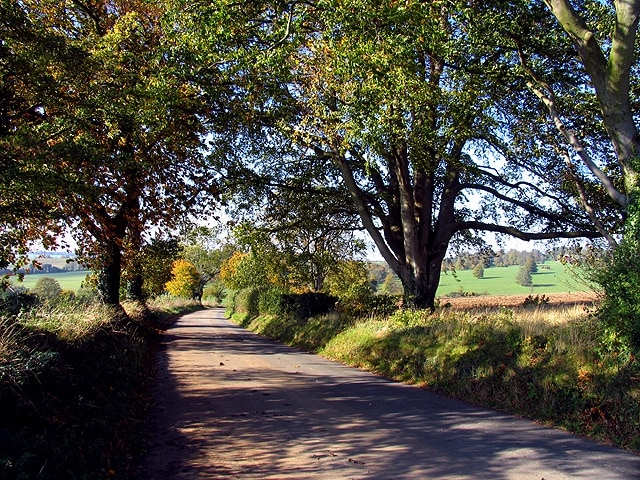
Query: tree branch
xmin=456 ymin=221 xmax=601 ymax=241
xmin=515 ymin=40 xmax=628 ymax=208
xmin=559 ymin=149 xmax=618 ymax=246
xmin=458 ymin=182 xmax=578 ymax=224
xmin=316 ymin=146 xmax=401 ymax=271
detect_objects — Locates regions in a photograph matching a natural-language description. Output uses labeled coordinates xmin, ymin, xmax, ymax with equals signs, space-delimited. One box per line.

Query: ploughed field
xmin=439 ymin=291 xmax=599 ymax=310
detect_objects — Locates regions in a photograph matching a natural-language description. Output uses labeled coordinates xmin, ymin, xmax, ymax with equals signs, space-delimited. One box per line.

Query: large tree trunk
xmin=124 ymin=231 xmax=146 ymax=302
xmin=398 ymin=272 xmax=432 ymax=310
xmin=96 ymin=239 xmax=123 ymax=306
xmin=395 ymin=241 xmax=448 ymax=310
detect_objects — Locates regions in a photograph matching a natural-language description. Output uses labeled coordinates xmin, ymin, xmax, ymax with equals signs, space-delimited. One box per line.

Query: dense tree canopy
xmin=4 ymin=0 xmax=639 ymax=314
xmin=173 ymin=0 xmax=602 ymax=307
xmin=1 ymin=0 xmax=221 ymax=304
xmin=0 ymin=0 xmax=70 ymax=274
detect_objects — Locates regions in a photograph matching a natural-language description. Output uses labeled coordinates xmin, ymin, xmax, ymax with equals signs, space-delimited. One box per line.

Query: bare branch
xmin=267 ymin=3 xmax=294 ymax=51
xmin=456 ymin=221 xmax=601 ymax=241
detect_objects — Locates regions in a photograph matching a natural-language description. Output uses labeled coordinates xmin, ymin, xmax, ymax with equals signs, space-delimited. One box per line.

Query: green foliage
xmin=138 ymin=237 xmax=182 ymax=299
xmin=525 ymin=257 xmax=538 ymax=273
xmin=278 ymin=292 xmax=338 ymax=320
xmin=202 ymin=281 xmax=226 ymax=304
xmin=324 ymin=260 xmax=373 ymax=302
xmin=472 ymin=262 xmax=485 ymax=279
xmin=222 ymin=250 xmax=276 ymax=290
xmin=165 ymin=259 xmax=200 ymax=299
xmin=180 ymin=241 xmax=236 ymax=301
xmin=593 ymin=243 xmax=640 ymax=353
xmin=230 ymin=287 xmax=263 ymax=321
xmin=2 ymin=0 xmax=219 ymax=306
xmin=229 ymin=286 xmax=336 ymax=323
xmin=516 ymin=266 xmax=533 ymax=287
xmin=30 ymin=277 xmax=62 ymax=303
xmin=230 ymin=223 xmax=366 ymax=293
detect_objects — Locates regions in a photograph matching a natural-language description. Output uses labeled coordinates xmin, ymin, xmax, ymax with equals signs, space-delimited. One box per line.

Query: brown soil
xmin=438 ymin=291 xmax=600 ymax=310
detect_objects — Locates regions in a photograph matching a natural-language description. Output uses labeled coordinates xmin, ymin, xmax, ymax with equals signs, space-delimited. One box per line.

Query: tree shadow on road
xmin=136 ymin=309 xmax=640 ymax=479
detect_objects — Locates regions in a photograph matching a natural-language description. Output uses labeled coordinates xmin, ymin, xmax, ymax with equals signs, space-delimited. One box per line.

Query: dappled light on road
xmin=139 ymin=309 xmax=640 ymax=479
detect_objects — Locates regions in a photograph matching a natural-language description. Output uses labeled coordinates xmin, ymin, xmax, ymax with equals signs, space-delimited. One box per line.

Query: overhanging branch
xmin=456 ymin=221 xmax=601 ymax=241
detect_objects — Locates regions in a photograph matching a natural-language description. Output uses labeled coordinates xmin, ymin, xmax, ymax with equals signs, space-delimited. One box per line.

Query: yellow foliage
xmin=165 ymin=259 xmax=200 ymax=298
xmin=219 ymin=251 xmax=248 ymax=289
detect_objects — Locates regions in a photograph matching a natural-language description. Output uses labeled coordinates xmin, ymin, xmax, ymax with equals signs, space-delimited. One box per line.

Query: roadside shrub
xmin=324 ymin=260 xmax=373 ymax=303
xmin=0 ymin=299 xmax=152 ymax=479
xmin=203 ymin=281 xmax=226 ymax=304
xmin=0 ymin=290 xmax=37 ymax=316
xmin=255 ymin=286 xmax=285 ymax=314
xmin=228 ymin=287 xmax=337 ymax=321
xmin=75 ymin=285 xmax=98 ymax=304
xmin=232 ymin=287 xmax=263 ymax=321
xmin=593 ymin=243 xmax=640 ymax=354
xmin=278 ymin=292 xmax=338 ymax=319
xmin=522 ymin=294 xmax=550 ymax=308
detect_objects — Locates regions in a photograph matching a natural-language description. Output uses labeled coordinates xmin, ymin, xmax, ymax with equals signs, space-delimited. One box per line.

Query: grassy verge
xmin=0 ymin=295 xmax=201 ymax=480
xmin=230 ymin=299 xmax=640 ymax=453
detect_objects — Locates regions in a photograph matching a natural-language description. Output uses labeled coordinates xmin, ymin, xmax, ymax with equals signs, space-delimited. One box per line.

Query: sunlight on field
xmin=436 ymin=261 xmax=592 ymax=296
xmin=9 ymin=271 xmax=90 ymax=292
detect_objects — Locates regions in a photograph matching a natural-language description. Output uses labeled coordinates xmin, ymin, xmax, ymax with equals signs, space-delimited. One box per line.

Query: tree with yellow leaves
xmin=165 ymin=259 xmax=200 ymax=299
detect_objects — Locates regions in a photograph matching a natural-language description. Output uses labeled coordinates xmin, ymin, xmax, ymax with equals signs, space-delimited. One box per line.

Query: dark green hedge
xmin=230 ymin=287 xmax=337 ymax=320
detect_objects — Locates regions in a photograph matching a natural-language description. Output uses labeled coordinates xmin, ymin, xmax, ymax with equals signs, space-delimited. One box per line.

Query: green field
xmin=8 ymin=261 xmax=591 ymax=296
xmin=10 ymin=271 xmax=91 ymax=292
xmin=436 ymin=261 xmax=592 ymax=296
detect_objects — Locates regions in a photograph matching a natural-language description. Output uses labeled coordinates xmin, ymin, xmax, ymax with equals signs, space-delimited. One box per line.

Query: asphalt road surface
xmin=139 ymin=308 xmax=640 ymax=479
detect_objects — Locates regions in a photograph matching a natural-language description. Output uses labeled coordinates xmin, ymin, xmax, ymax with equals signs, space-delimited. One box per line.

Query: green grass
xmin=9 ymin=271 xmax=91 ymax=292
xmin=437 ymin=261 xmax=592 ymax=296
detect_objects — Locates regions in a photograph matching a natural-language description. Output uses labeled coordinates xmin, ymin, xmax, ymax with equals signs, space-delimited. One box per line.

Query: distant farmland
xmin=436 ymin=261 xmax=592 ymax=297
xmin=10 ymin=271 xmax=90 ymax=292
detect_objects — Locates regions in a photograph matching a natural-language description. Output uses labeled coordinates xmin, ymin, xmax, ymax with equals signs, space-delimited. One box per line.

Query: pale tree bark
xmin=543 ymin=0 xmax=640 ymax=200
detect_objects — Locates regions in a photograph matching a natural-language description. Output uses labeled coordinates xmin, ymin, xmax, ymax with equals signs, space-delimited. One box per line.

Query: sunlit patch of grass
xmin=142 ymin=296 xmax=203 ymax=328
xmin=19 ymin=302 xmax=117 ymax=342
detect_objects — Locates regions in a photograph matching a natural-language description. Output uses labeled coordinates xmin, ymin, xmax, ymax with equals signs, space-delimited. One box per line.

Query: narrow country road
xmin=139 ymin=308 xmax=640 ymax=479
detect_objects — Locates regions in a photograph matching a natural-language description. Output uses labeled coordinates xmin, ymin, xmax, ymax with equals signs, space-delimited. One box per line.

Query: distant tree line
xmin=441 ymin=248 xmax=557 ymax=272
